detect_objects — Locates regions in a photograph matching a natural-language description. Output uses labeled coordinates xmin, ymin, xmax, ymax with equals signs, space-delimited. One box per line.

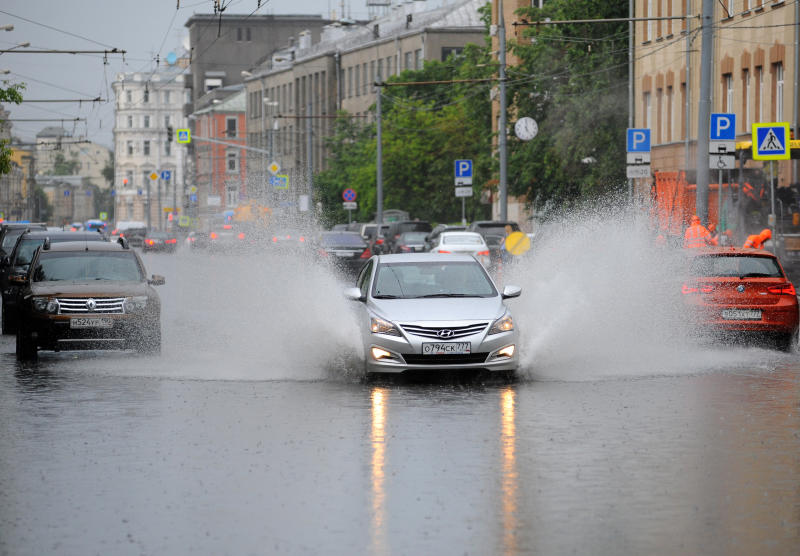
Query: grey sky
xmin=1 ymin=0 xmax=435 ymax=148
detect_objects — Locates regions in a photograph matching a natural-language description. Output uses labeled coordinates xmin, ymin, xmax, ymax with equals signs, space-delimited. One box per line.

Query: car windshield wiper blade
xmin=413 ymin=293 xmax=478 ymax=298
xmin=373 ymin=294 xmax=401 ymax=299
xmin=739 ymin=272 xmax=772 ymax=278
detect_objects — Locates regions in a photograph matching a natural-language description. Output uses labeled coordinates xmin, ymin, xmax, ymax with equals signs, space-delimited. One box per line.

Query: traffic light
xmin=167 ymin=126 xmax=173 ymax=142
xmin=123 ymin=178 xmax=128 ymax=185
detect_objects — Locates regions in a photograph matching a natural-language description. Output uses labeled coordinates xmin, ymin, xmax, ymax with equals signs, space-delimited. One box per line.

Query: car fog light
xmin=371 ymin=347 xmax=394 ymax=360
xmin=497 ymin=345 xmax=515 ymax=358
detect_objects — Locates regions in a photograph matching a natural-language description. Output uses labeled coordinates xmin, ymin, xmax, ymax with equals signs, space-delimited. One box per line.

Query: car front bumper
xmin=25 ymin=313 xmax=159 ymax=351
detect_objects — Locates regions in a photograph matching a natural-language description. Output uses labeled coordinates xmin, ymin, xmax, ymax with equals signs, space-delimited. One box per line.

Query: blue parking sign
xmin=455 ymin=159 xmax=473 ymax=185
xmin=626 ymin=128 xmax=651 ymax=152
xmin=710 ymin=113 xmax=736 ymax=140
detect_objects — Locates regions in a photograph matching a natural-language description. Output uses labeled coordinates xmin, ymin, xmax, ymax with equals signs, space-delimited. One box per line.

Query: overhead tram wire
xmin=0 ymin=8 xmax=118 ymax=49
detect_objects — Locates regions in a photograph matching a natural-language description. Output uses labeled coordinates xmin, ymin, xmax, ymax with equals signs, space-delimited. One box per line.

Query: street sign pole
xmin=462 ymin=197 xmax=466 ymax=226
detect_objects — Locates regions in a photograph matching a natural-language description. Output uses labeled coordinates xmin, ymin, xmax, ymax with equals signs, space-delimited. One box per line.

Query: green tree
xmin=51 ymin=152 xmax=80 ymax=175
xmin=101 ymin=152 xmax=114 ymax=184
xmin=509 ymin=0 xmax=628 ymax=209
xmin=0 ymin=80 xmax=25 ymax=176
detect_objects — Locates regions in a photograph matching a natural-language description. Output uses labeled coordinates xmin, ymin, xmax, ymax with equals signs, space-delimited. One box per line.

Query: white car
xmin=345 ymin=253 xmax=521 ymax=377
xmin=429 ymin=231 xmax=491 ymax=267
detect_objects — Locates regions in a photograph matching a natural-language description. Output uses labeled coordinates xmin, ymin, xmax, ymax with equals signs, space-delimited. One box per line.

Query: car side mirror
xmin=149 ymin=274 xmax=166 ymax=286
xmin=501 ymin=285 xmax=522 ymax=299
xmin=9 ymin=273 xmax=28 ymax=285
xmin=343 ymin=287 xmax=365 ymax=302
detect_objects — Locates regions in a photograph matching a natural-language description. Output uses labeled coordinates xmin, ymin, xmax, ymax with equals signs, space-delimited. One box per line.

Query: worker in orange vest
xmin=706 ymin=222 xmax=719 ymax=246
xmin=743 ymin=228 xmax=772 ymax=249
xmin=683 ymin=215 xmax=712 ymax=248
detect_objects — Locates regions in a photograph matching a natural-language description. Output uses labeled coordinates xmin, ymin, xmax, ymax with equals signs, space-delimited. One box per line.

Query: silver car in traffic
xmin=345 ymin=253 xmax=521 ymax=376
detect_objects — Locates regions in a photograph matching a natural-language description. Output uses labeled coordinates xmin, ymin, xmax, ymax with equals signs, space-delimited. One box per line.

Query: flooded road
xmin=1 ymin=251 xmax=800 ymax=555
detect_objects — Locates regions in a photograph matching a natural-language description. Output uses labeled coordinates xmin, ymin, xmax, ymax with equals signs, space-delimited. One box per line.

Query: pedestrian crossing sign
xmin=752 ymin=122 xmax=790 ymax=160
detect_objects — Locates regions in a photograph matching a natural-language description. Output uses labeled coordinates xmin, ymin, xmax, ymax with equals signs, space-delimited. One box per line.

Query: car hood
xmin=29 ymin=281 xmax=152 ymax=297
xmin=370 ymin=296 xmax=506 ymax=323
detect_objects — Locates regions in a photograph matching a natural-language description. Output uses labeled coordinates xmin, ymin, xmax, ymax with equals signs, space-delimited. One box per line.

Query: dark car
xmin=268 ymin=229 xmax=310 ymax=252
xmin=317 ymin=231 xmax=371 ymax=276
xmin=14 ymin=239 xmax=165 ymax=360
xmin=186 ymin=230 xmax=210 ymax=250
xmin=386 ymin=221 xmax=432 ymax=253
xmin=143 ymin=230 xmax=179 ymax=253
xmin=467 ymin=221 xmax=521 ymax=269
xmin=0 ymin=222 xmax=48 ymax=262
xmin=394 ymin=231 xmax=428 ymax=253
xmin=361 ymin=223 xmax=391 ymax=255
xmin=1 ymin=230 xmax=108 ymax=334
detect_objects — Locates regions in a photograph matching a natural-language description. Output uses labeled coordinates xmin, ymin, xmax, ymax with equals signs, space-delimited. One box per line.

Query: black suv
xmin=14 ymin=239 xmax=165 ymax=360
xmin=1 ymin=230 xmax=108 ymax=334
xmin=0 ymin=222 xmax=48 ymax=261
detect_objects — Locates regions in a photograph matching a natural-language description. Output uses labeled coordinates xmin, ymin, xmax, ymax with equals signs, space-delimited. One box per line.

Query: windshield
xmin=2 ymin=230 xmax=27 ymax=251
xmin=400 ymin=232 xmax=428 ymax=242
xmin=396 ymin=222 xmax=432 ymax=234
xmin=443 ymin=234 xmax=484 ymax=245
xmin=372 ymin=261 xmax=497 ymax=298
xmin=33 ymin=252 xmax=144 ymax=282
xmin=689 ymin=255 xmax=784 ymax=278
xmin=321 ymin=232 xmax=366 ymax=247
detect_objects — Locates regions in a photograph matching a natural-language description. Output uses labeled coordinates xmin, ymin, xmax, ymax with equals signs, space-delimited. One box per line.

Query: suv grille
xmin=57 ymin=297 xmax=126 ymax=314
xmin=400 ymin=322 xmax=488 ymax=340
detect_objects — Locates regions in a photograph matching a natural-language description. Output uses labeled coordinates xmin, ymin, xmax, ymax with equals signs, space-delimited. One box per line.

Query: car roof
xmin=440 ymin=231 xmax=483 ymax=237
xmin=686 ymin=247 xmax=777 ymax=258
xmin=19 ymin=231 xmax=105 ymax=240
xmin=41 ymin=241 xmax=131 ymax=253
xmin=377 ymin=253 xmax=477 ymax=263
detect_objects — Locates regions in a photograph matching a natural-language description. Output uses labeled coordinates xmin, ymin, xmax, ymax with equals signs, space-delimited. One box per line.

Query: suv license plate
xmin=422 ymin=342 xmax=471 ymax=355
xmin=70 ymin=317 xmax=113 ymax=329
xmin=721 ymin=309 xmax=762 ymax=320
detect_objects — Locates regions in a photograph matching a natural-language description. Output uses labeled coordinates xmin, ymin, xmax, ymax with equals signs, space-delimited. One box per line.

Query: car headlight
xmin=488 ymin=313 xmax=514 ymax=335
xmin=124 ymin=296 xmax=148 ymax=314
xmin=32 ymin=297 xmax=59 ymax=314
xmin=370 ymin=316 xmax=401 ymax=336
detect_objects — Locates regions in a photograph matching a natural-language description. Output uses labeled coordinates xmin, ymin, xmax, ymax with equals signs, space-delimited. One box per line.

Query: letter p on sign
xmin=710 ymin=113 xmax=736 ymax=141
xmin=626 ymin=128 xmax=651 ymax=152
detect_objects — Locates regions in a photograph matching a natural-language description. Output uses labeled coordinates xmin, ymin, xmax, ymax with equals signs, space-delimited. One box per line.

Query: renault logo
xmin=86 ymin=298 xmax=97 ymax=312
xmin=737 ymin=285 xmax=746 ymax=293
xmin=437 ymin=329 xmax=454 ymax=338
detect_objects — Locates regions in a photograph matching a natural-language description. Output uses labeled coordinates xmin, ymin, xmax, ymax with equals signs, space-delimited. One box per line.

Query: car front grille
xmin=400 ymin=322 xmax=488 ymax=340
xmin=56 ymin=297 xmax=126 ymax=314
xmin=402 ymin=353 xmax=489 ymax=365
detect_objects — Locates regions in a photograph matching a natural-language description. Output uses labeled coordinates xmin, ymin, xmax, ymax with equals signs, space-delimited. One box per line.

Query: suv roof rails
xmin=117 ymin=236 xmax=129 ymax=249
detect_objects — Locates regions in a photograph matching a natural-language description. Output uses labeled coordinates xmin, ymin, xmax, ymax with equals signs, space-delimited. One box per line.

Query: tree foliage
xmin=50 ymin=152 xmax=81 ymax=175
xmin=509 ymin=0 xmax=628 ymax=209
xmin=0 ymin=80 xmax=25 ymax=176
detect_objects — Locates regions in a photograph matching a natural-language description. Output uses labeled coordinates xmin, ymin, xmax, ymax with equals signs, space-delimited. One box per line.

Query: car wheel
xmin=138 ymin=326 xmax=161 ymax=355
xmin=16 ymin=325 xmax=37 ymax=361
xmin=1 ymin=302 xmax=17 ymax=335
xmin=776 ymin=332 xmax=794 ymax=352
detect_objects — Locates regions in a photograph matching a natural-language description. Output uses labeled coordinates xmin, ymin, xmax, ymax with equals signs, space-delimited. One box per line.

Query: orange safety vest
xmin=743 ymin=234 xmax=765 ymax=249
xmin=683 ymin=224 xmax=711 ymax=248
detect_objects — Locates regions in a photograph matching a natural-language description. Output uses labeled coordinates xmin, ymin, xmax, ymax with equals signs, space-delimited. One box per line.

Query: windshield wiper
xmin=414 ymin=293 xmax=478 ymax=298
xmin=739 ymin=272 xmax=772 ymax=279
xmin=373 ymin=294 xmax=401 ymax=299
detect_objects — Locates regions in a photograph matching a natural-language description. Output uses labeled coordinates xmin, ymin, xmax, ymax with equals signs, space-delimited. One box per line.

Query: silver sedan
xmin=345 ymin=253 xmax=520 ymax=376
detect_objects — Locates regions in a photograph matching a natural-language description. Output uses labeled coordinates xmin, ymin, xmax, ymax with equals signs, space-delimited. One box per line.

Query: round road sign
xmin=342 ymin=188 xmax=357 ymax=202
xmin=504 ymin=231 xmax=531 ymax=256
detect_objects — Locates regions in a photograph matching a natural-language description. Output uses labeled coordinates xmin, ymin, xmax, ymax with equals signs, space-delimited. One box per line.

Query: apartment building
xmin=34 ymin=127 xmax=112 ymax=190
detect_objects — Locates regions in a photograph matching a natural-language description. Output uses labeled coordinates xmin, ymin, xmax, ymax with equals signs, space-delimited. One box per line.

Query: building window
xmin=362 ymin=63 xmax=368 ymax=94
xmin=775 ymin=62 xmax=784 ymax=121
xmin=666 ymin=85 xmax=673 ymax=142
xmin=226 ymin=184 xmax=238 ymax=207
xmin=743 ymin=69 xmax=751 ymax=131
xmin=246 ymin=28 xmax=251 ymax=41
xmin=656 ymin=88 xmax=663 ymax=143
xmin=226 ymin=118 xmax=237 ymax=138
xmin=347 ymin=67 xmax=352 ymax=98
xmin=226 ymin=150 xmax=239 ymax=173
xmin=377 ymin=59 xmax=383 ymax=81
xmin=237 ymin=28 xmax=243 ymax=41
xmin=164 ymin=115 xmax=170 ymax=128
xmin=143 ymin=89 xmax=149 ymax=103
xmin=143 ymin=115 xmax=150 ymax=128
xmin=127 ymin=115 xmax=133 ymax=127
xmin=723 ymin=74 xmax=733 ymax=112
xmin=643 ymin=92 xmax=652 ymax=129
xmin=680 ymin=82 xmax=686 ymax=139
xmin=756 ymin=66 xmax=763 ymax=122
xmin=646 ymin=0 xmax=653 ymax=41
xmin=405 ymin=51 xmax=412 ymax=70
xmin=414 ymin=49 xmax=422 ymax=70
xmin=165 ymin=142 xmax=171 ymax=157
xmin=355 ymin=65 xmax=360 ymax=97
xmin=126 ymin=170 xmax=133 ymax=186
xmin=127 ymin=141 xmax=134 ymax=155
xmin=204 ymin=78 xmax=222 ymax=93
xmin=126 ymin=90 xmax=132 ymax=103
xmin=441 ymin=47 xmax=463 ymax=61
xmin=164 ymin=91 xmax=170 ymax=104
xmin=370 ymin=61 xmax=375 ymax=87
xmin=143 ymin=141 xmax=150 ymax=156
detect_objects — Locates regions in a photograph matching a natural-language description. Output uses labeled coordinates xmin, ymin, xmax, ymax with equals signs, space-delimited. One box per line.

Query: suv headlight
xmin=32 ymin=297 xmax=59 ymax=314
xmin=370 ymin=316 xmax=401 ymax=336
xmin=124 ymin=296 xmax=148 ymax=314
xmin=488 ymin=313 xmax=514 ymax=335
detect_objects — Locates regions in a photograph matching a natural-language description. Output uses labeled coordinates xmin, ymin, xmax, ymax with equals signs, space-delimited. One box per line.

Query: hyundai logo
xmin=737 ymin=284 xmax=746 ymax=293
xmin=86 ymin=298 xmax=97 ymax=312
xmin=437 ymin=329 xmax=454 ymax=338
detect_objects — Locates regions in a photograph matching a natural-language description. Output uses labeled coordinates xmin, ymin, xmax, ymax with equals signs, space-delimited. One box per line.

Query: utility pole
xmin=307 ymin=101 xmax=313 ymax=209
xmin=628 ymin=0 xmax=634 ymax=201
xmin=376 ymin=86 xmax=383 ymax=225
xmin=794 ymin=0 xmax=799 ymax=185
xmin=497 ymin=0 xmax=508 ymax=221
xmin=695 ymin=0 xmax=714 ymax=224
xmin=685 ymin=0 xmax=692 ymax=179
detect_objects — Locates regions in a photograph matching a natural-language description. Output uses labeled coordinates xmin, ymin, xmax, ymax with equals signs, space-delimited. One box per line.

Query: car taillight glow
xmin=700 ymin=284 xmax=714 ymax=294
xmin=438 ymin=250 xmax=451 ymax=254
xmin=166 ymin=239 xmax=177 ymax=244
xmin=681 ymin=283 xmax=698 ymax=294
xmin=360 ymin=247 xmax=372 ymax=259
xmin=299 ymin=236 xmax=305 ymax=242
xmin=376 ymin=238 xmax=384 ymax=245
xmin=272 ymin=236 xmax=278 ymax=242
xmin=188 ymin=237 xmax=196 ymax=242
xmin=477 ymin=250 xmax=490 ymax=256
xmin=223 ymin=224 xmax=232 ymax=229
xmin=210 ymin=232 xmax=218 ymax=239
xmin=400 ymin=245 xmax=411 ymax=252
xmin=238 ymin=233 xmax=245 ymax=239
xmin=767 ymin=282 xmax=797 ymax=295
xmin=146 ymin=239 xmax=154 ymax=245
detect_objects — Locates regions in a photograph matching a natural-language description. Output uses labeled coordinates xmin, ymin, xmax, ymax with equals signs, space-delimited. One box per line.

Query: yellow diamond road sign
xmin=504 ymin=231 xmax=531 ymax=256
xmin=752 ymin=122 xmax=790 ymax=161
xmin=149 ymin=172 xmax=158 ymax=181
xmin=268 ymin=161 xmax=280 ymax=174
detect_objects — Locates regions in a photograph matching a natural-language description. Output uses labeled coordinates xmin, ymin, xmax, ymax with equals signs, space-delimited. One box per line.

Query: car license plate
xmin=333 ymin=250 xmax=355 ymax=257
xmin=70 ymin=317 xmax=113 ymax=329
xmin=721 ymin=309 xmax=762 ymax=320
xmin=422 ymin=342 xmax=471 ymax=355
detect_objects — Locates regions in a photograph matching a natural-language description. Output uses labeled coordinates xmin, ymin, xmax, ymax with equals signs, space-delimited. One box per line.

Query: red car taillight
xmin=682 ymin=283 xmax=698 ymax=294
xmin=299 ymin=236 xmax=305 ymax=242
xmin=376 ymin=238 xmax=384 ymax=245
xmin=238 ymin=233 xmax=245 ymax=239
xmin=767 ymin=283 xmax=797 ymax=296
xmin=477 ymin=250 xmax=490 ymax=256
xmin=272 ymin=236 xmax=278 ymax=242
xmin=223 ymin=224 xmax=232 ymax=230
xmin=360 ymin=247 xmax=372 ymax=259
xmin=188 ymin=237 xmax=196 ymax=243
xmin=438 ymin=250 xmax=451 ymax=254
xmin=166 ymin=238 xmax=177 ymax=244
xmin=400 ymin=245 xmax=411 ymax=252
xmin=146 ymin=239 xmax=154 ymax=245
xmin=210 ymin=232 xmax=218 ymax=240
